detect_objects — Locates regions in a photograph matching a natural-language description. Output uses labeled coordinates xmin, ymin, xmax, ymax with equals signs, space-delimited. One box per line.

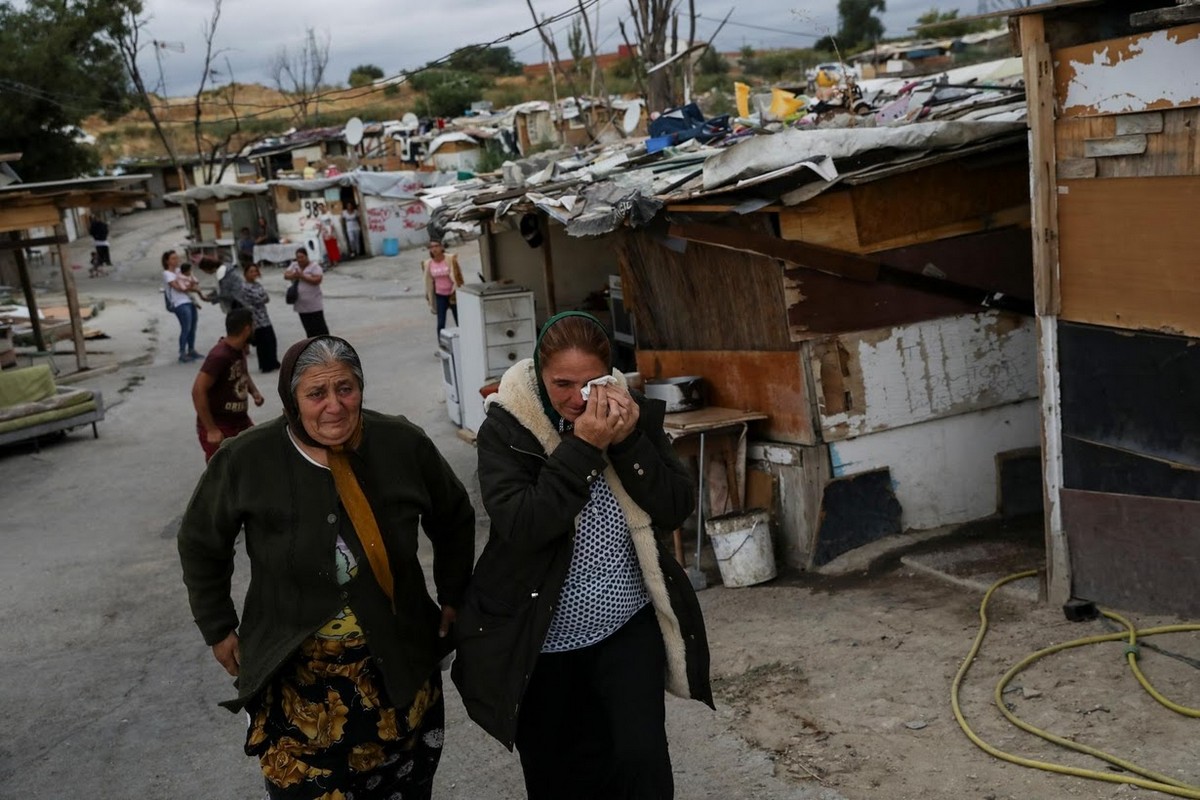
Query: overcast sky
xmin=140 ymin=0 xmax=983 ymax=94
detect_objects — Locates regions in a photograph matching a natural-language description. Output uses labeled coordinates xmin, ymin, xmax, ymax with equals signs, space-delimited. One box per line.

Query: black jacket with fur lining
xmin=451 ymin=359 xmax=714 ymax=748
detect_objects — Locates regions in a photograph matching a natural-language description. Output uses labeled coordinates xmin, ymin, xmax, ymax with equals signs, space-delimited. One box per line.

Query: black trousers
xmin=516 ymin=605 xmax=673 ymax=800
xmin=298 ymin=310 xmax=329 ymax=337
xmin=253 ymin=324 xmax=279 ymax=372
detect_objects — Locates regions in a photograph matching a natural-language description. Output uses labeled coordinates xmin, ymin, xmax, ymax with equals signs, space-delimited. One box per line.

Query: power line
xmin=694 ymin=12 xmax=824 ymax=40
xmin=6 ymin=0 xmax=600 ymax=127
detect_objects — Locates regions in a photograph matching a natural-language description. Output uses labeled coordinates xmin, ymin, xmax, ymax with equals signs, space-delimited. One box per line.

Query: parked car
xmin=805 ymin=61 xmax=860 ymax=87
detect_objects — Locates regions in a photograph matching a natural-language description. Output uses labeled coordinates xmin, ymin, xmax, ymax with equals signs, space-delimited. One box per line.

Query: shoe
xmin=185 ymin=351 xmax=201 ymax=361
xmin=178 ymin=355 xmax=190 ymax=364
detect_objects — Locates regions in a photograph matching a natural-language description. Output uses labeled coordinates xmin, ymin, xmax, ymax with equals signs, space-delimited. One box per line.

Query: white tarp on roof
xmin=164 ymin=183 xmax=270 ymax=203
xmin=702 ymin=120 xmax=1025 ymax=190
xmin=426 ymin=133 xmax=479 ymax=158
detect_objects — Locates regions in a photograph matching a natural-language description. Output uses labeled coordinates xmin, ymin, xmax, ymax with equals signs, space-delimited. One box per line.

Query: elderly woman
xmin=452 ymin=312 xmax=713 ymax=800
xmin=178 ymin=336 xmax=475 ymax=799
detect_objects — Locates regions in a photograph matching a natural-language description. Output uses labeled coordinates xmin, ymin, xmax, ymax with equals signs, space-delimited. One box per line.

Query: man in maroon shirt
xmin=192 ymin=307 xmax=264 ymax=462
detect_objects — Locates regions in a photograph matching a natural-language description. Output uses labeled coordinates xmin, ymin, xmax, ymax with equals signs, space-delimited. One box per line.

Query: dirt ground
xmin=699 ymin=549 xmax=1200 ymax=800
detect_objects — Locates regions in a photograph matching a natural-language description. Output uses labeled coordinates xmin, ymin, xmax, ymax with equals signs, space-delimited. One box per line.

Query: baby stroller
xmin=88 ymin=250 xmax=109 ymax=278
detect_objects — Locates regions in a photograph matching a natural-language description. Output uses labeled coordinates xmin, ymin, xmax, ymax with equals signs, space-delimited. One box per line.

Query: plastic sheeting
xmin=701 ymin=120 xmax=1025 ymax=191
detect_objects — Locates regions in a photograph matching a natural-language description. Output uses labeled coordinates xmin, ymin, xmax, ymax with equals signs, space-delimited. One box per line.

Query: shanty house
xmin=450 ymin=73 xmax=1041 ymax=569
xmin=1013 ymin=0 xmax=1200 ymax=615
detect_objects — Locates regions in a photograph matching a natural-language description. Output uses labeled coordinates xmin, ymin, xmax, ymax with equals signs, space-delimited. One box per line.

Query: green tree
xmin=0 ymin=0 xmax=135 ymax=181
xmin=442 ymin=46 xmax=522 ymax=76
xmin=837 ymin=0 xmax=886 ymax=49
xmin=697 ymin=47 xmax=729 ymax=76
xmin=348 ymin=63 xmax=385 ymax=88
xmin=915 ymin=7 xmax=999 ymax=37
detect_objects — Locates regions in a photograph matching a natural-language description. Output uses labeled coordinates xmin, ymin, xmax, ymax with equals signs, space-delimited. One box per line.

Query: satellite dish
xmin=343 ymin=117 xmax=364 ymax=146
xmin=621 ymin=102 xmax=642 ymax=136
xmin=401 ymin=112 xmax=419 ymax=129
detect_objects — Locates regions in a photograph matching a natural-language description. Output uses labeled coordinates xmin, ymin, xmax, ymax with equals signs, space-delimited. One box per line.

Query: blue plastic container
xmin=382 ymin=237 xmax=400 ymax=257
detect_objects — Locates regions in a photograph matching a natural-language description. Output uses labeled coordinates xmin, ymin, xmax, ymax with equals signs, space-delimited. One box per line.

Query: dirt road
xmin=2 ymin=208 xmax=1196 ymax=800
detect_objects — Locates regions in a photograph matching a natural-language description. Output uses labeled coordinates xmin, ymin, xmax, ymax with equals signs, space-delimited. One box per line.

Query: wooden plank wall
xmin=1062 ymin=489 xmax=1200 ymax=616
xmin=1045 ymin=19 xmax=1200 ymax=614
xmin=1056 ymin=176 xmax=1200 ymax=337
xmin=777 ymin=153 xmax=1030 ymax=255
xmin=617 ymin=225 xmax=795 ymax=351
xmin=635 ymin=350 xmax=816 ymax=445
xmin=811 ymin=311 xmax=1038 ymax=442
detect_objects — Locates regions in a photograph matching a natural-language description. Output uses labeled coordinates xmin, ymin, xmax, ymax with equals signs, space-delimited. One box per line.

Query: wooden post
xmin=54 ymin=224 xmax=89 ymax=371
xmin=539 ymin=214 xmax=558 ymax=316
xmin=10 ymin=232 xmax=46 ymax=352
xmin=1019 ymin=12 xmax=1071 ymax=605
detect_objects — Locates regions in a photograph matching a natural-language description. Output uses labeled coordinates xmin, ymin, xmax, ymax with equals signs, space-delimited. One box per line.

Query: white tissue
xmin=580 ymin=374 xmax=618 ymax=401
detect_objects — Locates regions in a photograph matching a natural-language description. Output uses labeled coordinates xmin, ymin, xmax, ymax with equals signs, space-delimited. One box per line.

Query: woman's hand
xmin=606 ymin=388 xmax=640 ymax=445
xmin=438 ymin=605 xmax=457 ymax=638
xmin=574 ymin=385 xmax=624 ymax=450
xmin=212 ymin=631 xmax=240 ymax=676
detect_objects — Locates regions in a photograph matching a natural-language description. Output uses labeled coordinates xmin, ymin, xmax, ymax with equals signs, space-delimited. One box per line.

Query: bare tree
xmin=624 ymin=0 xmax=678 ymax=112
xmin=112 ymin=6 xmax=186 ymax=185
xmin=269 ymin=27 xmax=332 ymax=128
xmin=576 ymin=0 xmax=611 ymax=105
xmin=524 ymin=1 xmax=595 ymax=141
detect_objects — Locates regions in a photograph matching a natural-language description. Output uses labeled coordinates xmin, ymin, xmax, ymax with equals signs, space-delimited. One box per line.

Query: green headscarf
xmin=533 ymin=311 xmax=614 ymax=429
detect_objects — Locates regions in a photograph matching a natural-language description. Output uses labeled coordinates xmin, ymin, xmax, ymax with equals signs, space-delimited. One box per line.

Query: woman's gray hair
xmin=290 ymin=338 xmax=364 ymax=396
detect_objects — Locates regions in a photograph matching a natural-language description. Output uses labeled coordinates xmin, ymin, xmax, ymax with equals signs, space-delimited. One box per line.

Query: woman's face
xmin=541 ymin=348 xmax=608 ymax=423
xmin=427 ymin=242 xmax=444 ymax=260
xmin=166 ymin=252 xmax=180 ymax=270
xmin=245 ymin=265 xmax=261 ymax=283
xmin=294 ymin=361 xmax=363 ymax=446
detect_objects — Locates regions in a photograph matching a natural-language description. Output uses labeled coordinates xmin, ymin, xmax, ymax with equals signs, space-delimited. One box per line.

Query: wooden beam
xmin=1023 ymin=20 xmax=1060 ymax=317
xmin=54 ymin=224 xmax=88 ymax=371
xmin=539 ymin=213 xmax=557 ymax=316
xmin=0 ymin=204 xmax=62 ymax=235
xmin=9 ymin=231 xmax=46 ymax=352
xmin=0 ymin=234 xmax=68 ymax=251
xmin=1020 ymin=11 xmax=1070 ymax=606
xmin=670 ymin=222 xmax=1034 ymax=315
xmin=668 ymin=222 xmax=879 ymax=282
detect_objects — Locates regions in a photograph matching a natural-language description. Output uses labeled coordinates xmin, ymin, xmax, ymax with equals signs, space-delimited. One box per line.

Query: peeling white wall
xmin=828 ymin=399 xmax=1040 ymax=531
xmin=818 ymin=312 xmax=1038 ymax=440
xmin=1060 ymin=27 xmax=1200 ymax=115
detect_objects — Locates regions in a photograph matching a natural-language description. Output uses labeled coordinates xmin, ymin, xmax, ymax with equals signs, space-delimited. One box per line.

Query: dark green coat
xmin=451 ymin=360 xmax=713 ymax=748
xmin=178 ymin=411 xmax=475 ymax=712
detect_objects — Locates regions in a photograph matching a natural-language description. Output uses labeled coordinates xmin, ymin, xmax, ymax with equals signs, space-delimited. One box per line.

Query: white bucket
xmin=706 ymin=509 xmax=776 ymax=588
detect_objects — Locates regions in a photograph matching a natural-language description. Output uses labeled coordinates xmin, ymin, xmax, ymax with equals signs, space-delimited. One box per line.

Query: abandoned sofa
xmin=0 ymin=364 xmax=105 ymax=448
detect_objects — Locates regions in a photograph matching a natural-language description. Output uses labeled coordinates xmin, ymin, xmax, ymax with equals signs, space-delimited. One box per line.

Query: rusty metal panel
xmin=1055 ymin=24 xmax=1200 ymax=117
xmin=636 ymin=349 xmax=817 ymax=445
xmin=1063 ymin=488 xmax=1200 ymax=616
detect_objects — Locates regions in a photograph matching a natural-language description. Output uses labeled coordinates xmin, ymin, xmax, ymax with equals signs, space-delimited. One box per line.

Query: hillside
xmin=88 ymin=75 xmax=552 ymax=164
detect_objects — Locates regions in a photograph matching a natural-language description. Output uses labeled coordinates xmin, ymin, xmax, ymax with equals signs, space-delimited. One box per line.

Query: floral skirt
xmin=245 ymin=634 xmax=444 ymax=800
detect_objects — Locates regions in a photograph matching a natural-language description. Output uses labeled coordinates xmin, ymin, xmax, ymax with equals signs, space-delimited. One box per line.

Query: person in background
xmin=318 ymin=203 xmax=341 ymax=267
xmin=178 ymin=335 xmax=475 ymax=799
xmin=284 ymin=247 xmax=329 ymax=337
xmin=254 ymin=216 xmax=279 ymax=245
xmin=237 ymin=227 xmax=256 ymax=266
xmin=342 ymin=200 xmax=363 ymax=259
xmin=452 ymin=312 xmax=712 ymax=800
xmin=89 ymin=216 xmax=112 ymax=269
xmin=239 ymin=261 xmax=279 ymax=373
xmin=163 ymin=250 xmax=200 ymax=363
xmin=191 ymin=307 xmax=263 ymax=462
xmin=198 ymin=256 xmax=245 ymax=314
xmin=422 ymin=239 xmax=463 ymax=337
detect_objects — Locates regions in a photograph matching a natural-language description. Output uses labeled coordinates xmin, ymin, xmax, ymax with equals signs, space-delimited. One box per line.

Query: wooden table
xmin=663 ymin=407 xmax=768 ymax=575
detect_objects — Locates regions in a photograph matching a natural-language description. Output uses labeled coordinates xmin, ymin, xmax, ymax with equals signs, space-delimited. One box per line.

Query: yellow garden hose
xmin=951 ymin=570 xmax=1200 ymax=798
